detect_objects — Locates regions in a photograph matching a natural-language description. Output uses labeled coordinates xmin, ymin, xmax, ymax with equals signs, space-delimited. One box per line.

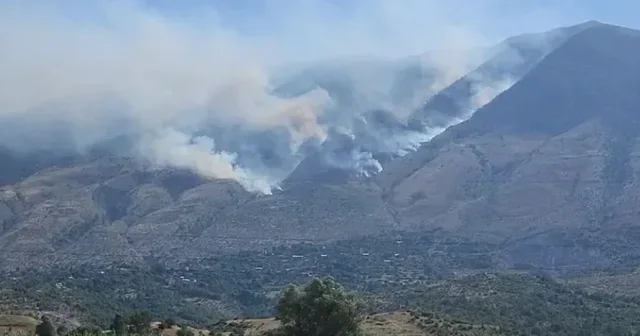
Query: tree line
xmin=31 ymin=277 xmax=363 ymax=336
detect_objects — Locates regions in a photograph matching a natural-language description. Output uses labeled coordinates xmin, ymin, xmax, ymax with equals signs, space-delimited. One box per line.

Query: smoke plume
xmin=0 ymin=0 xmax=570 ymax=193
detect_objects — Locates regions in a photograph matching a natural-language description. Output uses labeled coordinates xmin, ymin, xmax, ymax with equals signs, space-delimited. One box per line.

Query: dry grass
xmin=151 ymin=323 xmax=211 ymax=336
xmin=0 ymin=315 xmax=38 ymax=335
xmin=234 ymin=318 xmax=279 ymax=336
xmin=0 ymin=312 xmax=500 ymax=336
xmin=361 ymin=312 xmax=425 ymax=336
xmin=216 ymin=311 xmax=500 ymax=336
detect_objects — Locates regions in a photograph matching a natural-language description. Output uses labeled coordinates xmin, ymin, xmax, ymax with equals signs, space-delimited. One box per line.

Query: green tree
xmin=58 ymin=325 xmax=69 ymax=336
xmin=35 ymin=315 xmax=57 ymax=336
xmin=69 ymin=326 xmax=102 ymax=336
xmin=111 ymin=314 xmax=126 ymax=335
xmin=128 ymin=311 xmax=152 ymax=335
xmin=274 ymin=277 xmax=364 ymax=336
xmin=176 ymin=328 xmax=195 ymax=336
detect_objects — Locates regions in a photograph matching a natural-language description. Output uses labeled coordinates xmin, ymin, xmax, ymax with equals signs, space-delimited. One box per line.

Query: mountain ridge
xmin=377 ymin=21 xmax=640 ymax=247
xmin=2 ymin=21 xmax=640 ymax=271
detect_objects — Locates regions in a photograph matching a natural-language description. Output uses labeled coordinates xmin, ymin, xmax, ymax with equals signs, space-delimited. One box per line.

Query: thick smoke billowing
xmin=0 ymin=1 xmax=566 ymax=193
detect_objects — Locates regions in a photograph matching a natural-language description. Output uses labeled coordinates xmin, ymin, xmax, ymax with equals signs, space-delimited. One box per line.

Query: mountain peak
xmin=579 ymin=20 xmax=640 ymax=36
xmin=458 ymin=21 xmax=640 ymax=136
xmin=575 ymin=20 xmax=605 ymax=28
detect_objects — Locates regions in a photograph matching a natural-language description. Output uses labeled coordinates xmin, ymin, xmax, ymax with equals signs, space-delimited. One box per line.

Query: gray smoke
xmin=0 ymin=1 xmax=572 ymax=193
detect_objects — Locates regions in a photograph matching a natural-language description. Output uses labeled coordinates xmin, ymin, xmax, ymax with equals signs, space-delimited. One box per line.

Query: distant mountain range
xmin=1 ymin=21 xmax=640 ymax=273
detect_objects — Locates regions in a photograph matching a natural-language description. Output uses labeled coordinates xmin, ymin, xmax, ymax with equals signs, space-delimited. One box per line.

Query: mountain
xmin=0 ymin=158 xmax=397 ymax=268
xmin=2 ymin=21 xmax=640 ymax=273
xmin=378 ymin=22 xmax=640 ymax=266
xmin=407 ymin=21 xmax=600 ymax=129
xmin=288 ymin=21 xmax=597 ymax=183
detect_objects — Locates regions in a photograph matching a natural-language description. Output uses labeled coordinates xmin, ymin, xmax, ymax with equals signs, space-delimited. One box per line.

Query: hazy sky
xmin=9 ymin=1 xmax=639 ymax=57
xmin=138 ymin=0 xmax=640 ymax=42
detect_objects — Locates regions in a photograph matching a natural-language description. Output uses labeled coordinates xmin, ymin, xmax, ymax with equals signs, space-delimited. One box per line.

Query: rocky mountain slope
xmin=1 ymin=21 xmax=640 ymax=271
xmin=408 ymin=20 xmax=600 ymax=128
xmin=378 ymin=22 xmax=640 ymax=247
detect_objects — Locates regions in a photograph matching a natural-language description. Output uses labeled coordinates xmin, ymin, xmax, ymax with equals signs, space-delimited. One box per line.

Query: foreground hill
xmin=3 ymin=270 xmax=639 ymax=335
xmin=215 ymin=311 xmax=507 ymax=336
xmin=0 ymin=315 xmax=38 ymax=335
xmin=0 ymin=311 xmax=508 ymax=336
xmin=404 ymin=273 xmax=640 ymax=335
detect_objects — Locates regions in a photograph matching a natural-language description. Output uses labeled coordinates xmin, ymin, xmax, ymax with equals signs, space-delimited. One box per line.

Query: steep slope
xmin=408 ymin=21 xmax=599 ymax=129
xmin=378 ymin=22 xmax=640 ymax=256
xmin=0 ymin=155 xmax=396 ymax=267
xmin=288 ymin=22 xmax=595 ymax=183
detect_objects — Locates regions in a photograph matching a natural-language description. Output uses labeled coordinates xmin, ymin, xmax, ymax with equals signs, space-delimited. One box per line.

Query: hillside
xmin=4 ymin=270 xmax=640 ymax=335
xmin=1 ymin=21 xmax=640 ymax=277
xmin=0 ymin=315 xmax=38 ymax=335
xmin=284 ymin=23 xmax=588 ymax=184
xmin=573 ymin=270 xmax=640 ymax=296
xmin=404 ymin=273 xmax=640 ymax=335
xmin=217 ymin=312 xmax=508 ymax=336
xmin=0 ymin=230 xmax=500 ymax=326
xmin=378 ymin=22 xmax=640 ymax=259
xmin=0 ymin=161 xmax=396 ymax=268
xmin=408 ymin=20 xmax=598 ymax=128
xmin=0 ymin=311 xmax=509 ymax=336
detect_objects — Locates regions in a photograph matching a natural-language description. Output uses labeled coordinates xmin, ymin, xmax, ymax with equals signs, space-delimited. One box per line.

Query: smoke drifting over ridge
xmin=0 ymin=1 xmax=563 ymax=193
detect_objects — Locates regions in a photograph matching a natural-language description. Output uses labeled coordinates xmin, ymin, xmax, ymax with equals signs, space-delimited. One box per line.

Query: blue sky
xmin=133 ymin=0 xmax=640 ymax=41
xmin=3 ymin=0 xmax=639 ymax=63
xmin=18 ymin=0 xmax=640 ymax=42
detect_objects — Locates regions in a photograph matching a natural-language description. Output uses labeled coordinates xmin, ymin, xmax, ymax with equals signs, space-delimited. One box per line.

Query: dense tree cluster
xmin=0 ymin=232 xmax=498 ymax=326
xmin=4 ymin=274 xmax=640 ymax=336
xmin=35 ymin=316 xmax=56 ymax=336
xmin=272 ymin=278 xmax=364 ymax=336
xmin=2 ymin=234 xmax=640 ymax=335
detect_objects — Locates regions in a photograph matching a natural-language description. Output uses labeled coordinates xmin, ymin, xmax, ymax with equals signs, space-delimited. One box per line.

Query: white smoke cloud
xmin=139 ymin=129 xmax=275 ymax=194
xmin=469 ymin=77 xmax=517 ymax=113
xmin=0 ymin=0 xmax=573 ymax=193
